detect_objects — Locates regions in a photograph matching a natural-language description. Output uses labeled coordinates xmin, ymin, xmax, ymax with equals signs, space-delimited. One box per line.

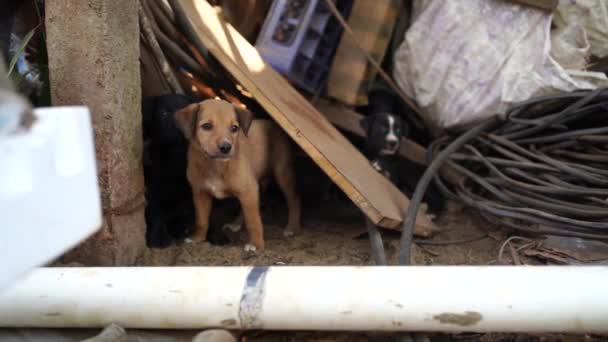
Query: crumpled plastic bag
xmin=554 ymin=0 xmax=608 ymax=58
xmin=393 ymin=0 xmax=608 ymax=132
xmin=551 ymin=23 xmax=590 ymax=70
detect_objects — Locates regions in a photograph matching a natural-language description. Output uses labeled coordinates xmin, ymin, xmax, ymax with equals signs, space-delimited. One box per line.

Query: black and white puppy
xmin=143 ymin=94 xmax=229 ymax=247
xmin=360 ymin=112 xmax=445 ymax=218
xmin=361 ymin=112 xmax=404 ymax=182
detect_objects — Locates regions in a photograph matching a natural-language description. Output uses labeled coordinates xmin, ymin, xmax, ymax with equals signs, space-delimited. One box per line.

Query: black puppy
xmin=360 ymin=112 xmax=445 ymax=218
xmin=143 ymin=94 xmax=229 ymax=247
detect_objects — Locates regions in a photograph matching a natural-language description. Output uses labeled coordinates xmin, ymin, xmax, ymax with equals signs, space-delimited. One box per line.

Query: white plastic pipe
xmin=0 ymin=266 xmax=607 ymax=333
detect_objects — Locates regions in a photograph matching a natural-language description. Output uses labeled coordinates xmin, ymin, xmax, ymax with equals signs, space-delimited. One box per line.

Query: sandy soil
xmin=137 ymin=198 xmax=500 ymax=267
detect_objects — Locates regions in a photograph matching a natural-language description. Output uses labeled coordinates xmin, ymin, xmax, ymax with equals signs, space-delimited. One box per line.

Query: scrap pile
xmin=431 ymin=89 xmax=608 ymax=241
xmin=139 ymin=0 xmax=608 ymax=262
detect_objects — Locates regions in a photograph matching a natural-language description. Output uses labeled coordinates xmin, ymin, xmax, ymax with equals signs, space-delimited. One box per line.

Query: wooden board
xmin=313 ymin=99 xmax=464 ymax=186
xmin=182 ymin=0 xmax=435 ymax=233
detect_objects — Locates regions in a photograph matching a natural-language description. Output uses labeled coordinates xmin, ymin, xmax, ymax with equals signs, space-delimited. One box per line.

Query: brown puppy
xmin=175 ymin=99 xmax=301 ymax=252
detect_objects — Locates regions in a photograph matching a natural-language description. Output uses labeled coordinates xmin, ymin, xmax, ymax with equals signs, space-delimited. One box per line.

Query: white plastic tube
xmin=0 ymin=266 xmax=607 ymax=333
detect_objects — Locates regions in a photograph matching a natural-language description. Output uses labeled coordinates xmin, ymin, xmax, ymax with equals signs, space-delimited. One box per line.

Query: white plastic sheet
xmin=0 ymin=107 xmax=101 ymax=291
xmin=554 ymin=0 xmax=608 ymax=59
xmin=551 ymin=23 xmax=591 ymax=70
xmin=393 ymin=0 xmax=608 ymax=131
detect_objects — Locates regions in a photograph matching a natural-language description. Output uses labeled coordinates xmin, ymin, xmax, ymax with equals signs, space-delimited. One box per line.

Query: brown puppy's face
xmin=175 ymin=99 xmax=253 ymax=159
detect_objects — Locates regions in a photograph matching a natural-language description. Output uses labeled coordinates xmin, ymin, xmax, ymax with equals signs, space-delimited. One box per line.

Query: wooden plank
xmin=181 ymin=0 xmax=435 ymax=234
xmin=313 ymin=99 xmax=464 ymax=185
xmin=313 ymin=99 xmax=366 ymax=137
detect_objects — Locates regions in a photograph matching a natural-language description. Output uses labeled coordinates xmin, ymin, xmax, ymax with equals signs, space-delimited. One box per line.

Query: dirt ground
xmin=137 ymin=197 xmax=502 ymax=268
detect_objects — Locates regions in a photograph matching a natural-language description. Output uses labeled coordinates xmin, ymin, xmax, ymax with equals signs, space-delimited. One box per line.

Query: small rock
xmin=192 ymin=329 xmax=237 ymax=342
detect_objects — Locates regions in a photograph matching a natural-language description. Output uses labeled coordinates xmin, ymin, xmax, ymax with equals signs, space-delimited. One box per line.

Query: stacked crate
xmin=255 ymin=0 xmax=353 ymax=93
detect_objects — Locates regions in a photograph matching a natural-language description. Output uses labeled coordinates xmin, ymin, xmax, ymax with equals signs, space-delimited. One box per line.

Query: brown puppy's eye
xmin=230 ymin=124 xmax=239 ymax=133
xmin=201 ymin=122 xmax=213 ymax=131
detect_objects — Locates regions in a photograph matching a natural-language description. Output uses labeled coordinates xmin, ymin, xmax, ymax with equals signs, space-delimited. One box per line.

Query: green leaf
xmin=34 ymin=0 xmax=46 ymax=41
xmin=7 ymin=25 xmax=39 ymax=77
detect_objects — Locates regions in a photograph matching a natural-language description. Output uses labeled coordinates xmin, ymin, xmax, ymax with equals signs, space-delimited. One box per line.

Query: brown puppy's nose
xmin=219 ymin=141 xmax=232 ymax=154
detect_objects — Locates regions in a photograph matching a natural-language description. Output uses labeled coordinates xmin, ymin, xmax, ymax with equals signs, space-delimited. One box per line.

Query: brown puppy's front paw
xmin=243 ymin=243 xmax=264 ymax=253
xmin=242 ymin=243 xmax=261 ymax=258
xmin=243 ymin=238 xmax=264 ymax=252
xmin=243 ymin=243 xmax=258 ymax=252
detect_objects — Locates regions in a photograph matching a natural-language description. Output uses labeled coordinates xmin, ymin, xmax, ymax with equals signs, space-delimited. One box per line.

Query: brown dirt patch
xmin=137 ymin=199 xmax=502 ymax=268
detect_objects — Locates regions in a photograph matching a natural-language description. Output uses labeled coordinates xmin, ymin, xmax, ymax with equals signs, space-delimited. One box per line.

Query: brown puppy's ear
xmin=174 ymin=103 xmax=200 ymax=139
xmin=234 ymin=105 xmax=254 ymax=136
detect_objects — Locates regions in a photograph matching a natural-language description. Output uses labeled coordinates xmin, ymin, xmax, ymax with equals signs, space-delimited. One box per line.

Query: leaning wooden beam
xmin=138 ymin=2 xmax=183 ymax=94
xmin=177 ymin=0 xmax=436 ymax=235
xmin=313 ymin=99 xmax=464 ymax=186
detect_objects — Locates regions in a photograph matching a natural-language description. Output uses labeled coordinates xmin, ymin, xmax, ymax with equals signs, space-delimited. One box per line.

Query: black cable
xmin=398 ymin=89 xmax=608 ymax=265
xmin=366 ymin=219 xmax=387 ymax=265
xmin=415 ymin=89 xmax=608 ymax=250
xmin=398 ymin=119 xmax=498 ymax=265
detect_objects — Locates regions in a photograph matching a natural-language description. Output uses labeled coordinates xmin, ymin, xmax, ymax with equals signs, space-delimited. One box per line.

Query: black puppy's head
xmin=361 ymin=113 xmax=409 ymax=156
xmin=142 ymin=94 xmax=196 ymax=145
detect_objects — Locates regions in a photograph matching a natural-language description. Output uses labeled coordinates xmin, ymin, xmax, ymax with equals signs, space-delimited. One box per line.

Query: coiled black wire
xmin=399 ymin=88 xmax=608 ymax=265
